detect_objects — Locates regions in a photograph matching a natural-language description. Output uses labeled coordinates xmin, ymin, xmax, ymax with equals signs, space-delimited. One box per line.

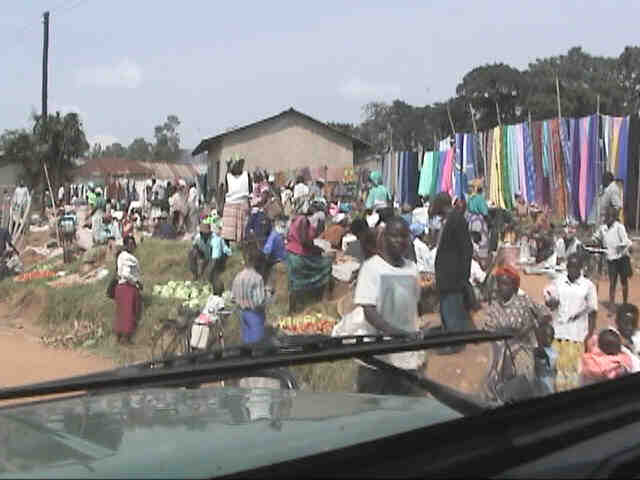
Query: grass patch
xmin=33 ymin=236 xmax=358 ymax=392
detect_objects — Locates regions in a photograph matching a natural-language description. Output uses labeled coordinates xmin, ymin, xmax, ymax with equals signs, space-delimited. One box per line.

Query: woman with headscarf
xmin=285 ymin=195 xmax=333 ymax=312
xmin=483 ymin=265 xmax=551 ymax=402
xmin=221 ymin=157 xmax=252 ymax=244
xmin=467 ymin=180 xmax=490 ymax=264
xmin=365 ymin=171 xmax=391 ymax=212
xmin=90 ymin=188 xmax=107 ymax=246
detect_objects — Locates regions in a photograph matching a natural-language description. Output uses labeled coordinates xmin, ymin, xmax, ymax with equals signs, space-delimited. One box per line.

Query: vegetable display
xmin=277 ymin=313 xmax=337 ymax=335
xmin=152 ymin=280 xmax=213 ymax=310
xmin=14 ymin=270 xmax=56 ymax=282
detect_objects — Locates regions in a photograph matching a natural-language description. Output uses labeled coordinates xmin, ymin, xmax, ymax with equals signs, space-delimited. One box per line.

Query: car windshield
xmin=1 ymin=1 xmax=640 ymax=477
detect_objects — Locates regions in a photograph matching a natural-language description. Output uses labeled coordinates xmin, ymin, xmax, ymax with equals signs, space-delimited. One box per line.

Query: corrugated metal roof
xmin=71 ymin=157 xmax=153 ymax=179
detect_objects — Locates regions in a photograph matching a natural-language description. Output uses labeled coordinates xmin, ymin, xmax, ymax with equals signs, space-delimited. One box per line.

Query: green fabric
xmin=365 ymin=185 xmax=390 ymax=210
xmin=87 ymin=191 xmax=96 ymax=207
xmin=286 ymin=252 xmax=332 ymax=292
xmin=418 ymin=152 xmax=433 ymax=198
xmin=431 ymin=151 xmax=440 ymax=197
xmin=501 ymin=127 xmax=513 ymax=210
xmin=94 ymin=196 xmax=106 ymax=210
xmin=468 ymin=193 xmax=488 ymax=216
xmin=369 ymin=170 xmax=382 ymax=185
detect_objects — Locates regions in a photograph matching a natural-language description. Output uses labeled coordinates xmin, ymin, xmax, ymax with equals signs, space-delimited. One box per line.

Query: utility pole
xmin=42 ymin=11 xmax=49 ymax=122
xmin=40 ymin=11 xmax=50 ymax=219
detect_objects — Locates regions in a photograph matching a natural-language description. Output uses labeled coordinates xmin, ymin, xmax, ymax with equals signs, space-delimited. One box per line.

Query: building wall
xmin=0 ymin=162 xmax=26 ymax=188
xmin=207 ymin=113 xmax=354 ymax=189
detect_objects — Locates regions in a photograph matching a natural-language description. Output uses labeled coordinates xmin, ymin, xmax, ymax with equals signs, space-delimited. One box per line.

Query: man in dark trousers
xmin=433 ymin=192 xmax=473 ymax=354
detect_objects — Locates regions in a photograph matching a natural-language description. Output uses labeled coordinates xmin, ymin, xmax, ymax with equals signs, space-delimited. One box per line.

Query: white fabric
xmin=414 ymin=238 xmax=435 ymax=274
xmin=12 ymin=186 xmax=30 ymax=206
xmin=601 ymin=181 xmax=622 ymax=210
xmin=293 ymin=183 xmax=309 ymax=200
xmin=555 ymin=237 xmax=566 ymax=261
xmin=621 ymin=345 xmax=640 ymax=373
xmin=188 ymin=186 xmax=199 ymax=206
xmin=543 ymin=274 xmax=598 ymax=342
xmin=594 ymin=222 xmax=631 ymax=261
xmin=470 ymin=259 xmax=486 ymax=285
xmin=58 ymin=186 xmax=64 ymax=201
xmin=628 ymin=329 xmax=640 ymax=354
xmin=411 ymin=207 xmax=429 ymax=227
xmin=225 ymin=171 xmax=250 ymax=204
xmin=117 ymin=250 xmax=142 ymax=286
xmin=366 ymin=212 xmax=379 ymax=229
xmin=353 ymin=255 xmax=421 ymax=370
xmin=341 ymin=233 xmax=357 ymax=252
xmin=566 ymin=238 xmax=582 ymax=257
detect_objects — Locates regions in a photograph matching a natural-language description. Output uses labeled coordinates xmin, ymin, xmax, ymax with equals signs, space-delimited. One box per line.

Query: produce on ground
xmin=277 ymin=313 xmax=337 ymax=335
xmin=14 ymin=270 xmax=57 ymax=282
xmin=29 ymin=263 xmax=56 ymax=272
xmin=152 ymin=280 xmax=234 ymax=310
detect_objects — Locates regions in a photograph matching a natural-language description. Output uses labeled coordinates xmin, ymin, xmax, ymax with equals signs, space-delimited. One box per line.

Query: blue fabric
xmin=210 ymin=233 xmax=231 ymax=260
xmin=570 ymin=118 xmax=581 ymax=220
xmin=241 ymin=309 xmax=265 ymax=343
xmin=586 ymin=115 xmax=598 ymax=221
xmin=244 ymin=211 xmax=272 ymax=247
xmin=619 ymin=116 xmax=630 ymax=196
xmin=523 ymin=123 xmax=536 ymax=204
xmin=439 ymin=292 xmax=470 ymax=332
xmin=560 ymin=118 xmax=574 ymax=220
xmin=263 ymin=230 xmax=287 ymax=262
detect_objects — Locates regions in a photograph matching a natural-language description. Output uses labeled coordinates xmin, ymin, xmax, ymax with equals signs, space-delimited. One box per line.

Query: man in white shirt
xmin=592 ymin=206 xmax=633 ymax=309
xmin=600 ymin=171 xmax=622 ymax=218
xmin=58 ymin=185 xmax=65 ymax=204
xmin=544 ymin=253 xmax=598 ymax=391
xmin=353 ymin=216 xmax=424 ymax=395
xmin=414 ymin=231 xmax=436 ymax=274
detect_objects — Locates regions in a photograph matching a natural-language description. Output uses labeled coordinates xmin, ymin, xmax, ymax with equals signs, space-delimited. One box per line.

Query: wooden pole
xmin=495 ymin=100 xmax=502 ymax=126
xmin=447 ymin=104 xmax=462 ymax=195
xmin=469 ymin=103 xmax=488 ymax=190
xmin=43 ymin=161 xmax=61 ymax=245
xmin=555 ymin=75 xmax=562 ymax=121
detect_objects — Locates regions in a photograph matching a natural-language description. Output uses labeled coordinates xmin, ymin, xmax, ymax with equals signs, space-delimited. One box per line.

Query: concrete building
xmin=192 ymin=108 xmax=370 ymax=194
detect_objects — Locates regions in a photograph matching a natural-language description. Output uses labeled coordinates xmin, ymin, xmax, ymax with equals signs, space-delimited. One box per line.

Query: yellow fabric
xmin=609 ymin=118 xmax=622 ymax=175
xmin=552 ymin=339 xmax=584 ymax=392
xmin=489 ymin=127 xmax=505 ymax=209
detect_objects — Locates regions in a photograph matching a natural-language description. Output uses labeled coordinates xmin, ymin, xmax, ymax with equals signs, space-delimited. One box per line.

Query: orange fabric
xmin=494 ymin=265 xmax=520 ymax=289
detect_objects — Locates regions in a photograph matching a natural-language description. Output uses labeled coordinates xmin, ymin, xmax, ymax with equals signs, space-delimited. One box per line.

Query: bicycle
xmin=150 ymin=305 xmax=232 ymax=361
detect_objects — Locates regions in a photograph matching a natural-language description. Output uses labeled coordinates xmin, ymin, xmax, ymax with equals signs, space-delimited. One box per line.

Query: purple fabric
xmin=523 ymin=123 xmax=536 ymax=203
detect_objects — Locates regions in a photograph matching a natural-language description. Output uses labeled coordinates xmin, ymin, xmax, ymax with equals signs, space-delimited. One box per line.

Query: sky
xmin=2 ymin=0 xmax=640 ymax=152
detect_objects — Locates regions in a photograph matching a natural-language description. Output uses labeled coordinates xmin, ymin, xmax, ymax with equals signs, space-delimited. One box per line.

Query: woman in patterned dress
xmin=483 ymin=265 xmax=551 ymax=402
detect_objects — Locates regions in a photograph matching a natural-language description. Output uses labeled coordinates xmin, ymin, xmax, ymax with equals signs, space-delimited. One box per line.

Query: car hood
xmin=0 ymin=385 xmax=461 ymax=478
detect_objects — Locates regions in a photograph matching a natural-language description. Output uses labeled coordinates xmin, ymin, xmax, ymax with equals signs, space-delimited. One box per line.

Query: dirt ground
xmin=2 ymin=221 xmax=640 ymax=400
xmin=424 ymin=272 xmax=640 ymax=395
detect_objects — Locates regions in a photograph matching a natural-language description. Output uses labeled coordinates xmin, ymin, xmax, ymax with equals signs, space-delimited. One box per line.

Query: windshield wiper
xmin=0 ymin=329 xmax=511 ymax=404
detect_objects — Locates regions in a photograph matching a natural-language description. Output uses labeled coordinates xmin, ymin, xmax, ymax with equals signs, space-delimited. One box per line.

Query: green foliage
xmin=331 ymin=45 xmax=640 ymax=155
xmin=152 ymin=114 xmax=181 ymax=162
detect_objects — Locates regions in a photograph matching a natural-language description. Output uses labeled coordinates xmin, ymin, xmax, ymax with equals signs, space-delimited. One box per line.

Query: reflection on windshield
xmin=0 ymin=384 xmax=445 ymax=475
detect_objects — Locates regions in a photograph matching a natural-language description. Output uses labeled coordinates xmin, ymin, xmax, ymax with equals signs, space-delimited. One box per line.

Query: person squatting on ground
xmin=189 ymin=222 xmax=231 ymax=285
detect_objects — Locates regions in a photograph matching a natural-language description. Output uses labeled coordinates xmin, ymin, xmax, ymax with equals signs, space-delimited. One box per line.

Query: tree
xmin=33 ymin=111 xmax=90 ymax=189
xmin=0 ymin=129 xmax=39 ymax=185
xmin=152 ymin=114 xmax=181 ymax=162
xmin=127 ymin=137 xmax=152 ymax=161
xmin=456 ymin=63 xmax=528 ymax=129
xmin=616 ymin=46 xmax=640 ymax=114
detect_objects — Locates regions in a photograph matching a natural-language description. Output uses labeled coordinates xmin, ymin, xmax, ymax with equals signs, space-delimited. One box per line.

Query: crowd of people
xmin=4 ymin=159 xmax=636 ymax=403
